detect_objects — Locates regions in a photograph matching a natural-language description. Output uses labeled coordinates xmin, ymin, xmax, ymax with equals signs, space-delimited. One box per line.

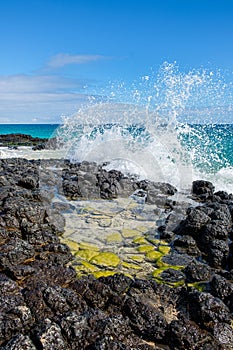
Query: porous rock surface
xmin=0 ymin=158 xmax=232 ymax=349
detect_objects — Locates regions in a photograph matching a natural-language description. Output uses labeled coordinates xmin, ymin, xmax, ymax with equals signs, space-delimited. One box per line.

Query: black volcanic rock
xmin=192 ymin=180 xmax=215 ymax=200
xmin=0 ymin=133 xmax=57 ymax=149
xmin=0 ymin=159 xmax=232 ymax=349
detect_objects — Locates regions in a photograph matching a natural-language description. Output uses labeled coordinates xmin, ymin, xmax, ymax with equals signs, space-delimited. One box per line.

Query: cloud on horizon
xmin=46 ymin=53 xmax=108 ymax=69
xmin=0 ymin=73 xmax=95 ymax=123
xmin=0 ymin=52 xmax=112 ymax=123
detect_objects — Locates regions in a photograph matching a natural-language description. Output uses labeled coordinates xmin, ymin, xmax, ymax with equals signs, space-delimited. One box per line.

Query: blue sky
xmin=0 ymin=0 xmax=233 ymax=123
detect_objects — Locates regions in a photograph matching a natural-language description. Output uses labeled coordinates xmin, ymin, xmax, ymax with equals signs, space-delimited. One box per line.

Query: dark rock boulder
xmin=192 ymin=180 xmax=215 ymax=201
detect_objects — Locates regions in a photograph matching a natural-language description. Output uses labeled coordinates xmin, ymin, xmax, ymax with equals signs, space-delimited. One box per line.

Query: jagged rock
xmin=192 ymin=180 xmax=215 ymax=200
xmin=123 ymin=296 xmax=168 ymax=341
xmin=0 ymin=158 xmax=233 ymax=349
xmin=1 ymin=334 xmax=37 ymax=350
xmin=184 ymin=260 xmax=213 ymax=283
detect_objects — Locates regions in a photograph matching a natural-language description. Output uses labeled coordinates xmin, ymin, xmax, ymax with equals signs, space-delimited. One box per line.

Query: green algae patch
xmin=145 ymin=250 xmax=163 ymax=261
xmin=61 ymin=239 xmax=79 ymax=252
xmin=187 ymin=282 xmax=207 ymax=292
xmin=93 ymin=270 xmax=116 ymax=278
xmin=152 ymin=267 xmax=185 ymax=287
xmin=155 ymin=257 xmax=171 ymax=268
xmin=90 ymin=252 xmax=121 ymax=267
xmin=148 ymin=238 xmax=169 ymax=246
xmin=122 ymin=228 xmax=141 ymax=238
xmin=152 ymin=267 xmax=171 ymax=278
xmin=133 ymin=237 xmax=148 ymax=245
xmin=74 ymin=261 xmax=98 ymax=276
xmin=79 ymin=242 xmax=100 ymax=251
xmin=75 ymin=249 xmax=98 ymax=261
xmin=122 ymin=261 xmax=142 ymax=270
xmin=106 ymin=232 xmax=122 ymax=243
xmin=137 ymin=245 xmax=155 ymax=253
xmin=158 ymin=245 xmax=171 ymax=255
xmin=136 ymin=226 xmax=149 ymax=233
xmin=129 ymin=255 xmax=145 ymax=263
xmin=81 ymin=261 xmax=98 ymax=272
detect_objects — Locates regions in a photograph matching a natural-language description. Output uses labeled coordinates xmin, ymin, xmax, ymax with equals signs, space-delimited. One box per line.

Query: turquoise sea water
xmin=179 ymin=123 xmax=233 ymax=171
xmin=0 ymin=124 xmax=60 ymax=139
xmin=0 ymin=123 xmax=233 ymax=171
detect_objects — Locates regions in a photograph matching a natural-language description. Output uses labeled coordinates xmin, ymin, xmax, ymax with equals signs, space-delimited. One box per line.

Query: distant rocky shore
xmin=0 ymin=133 xmax=57 ymax=150
xmin=0 ymin=157 xmax=232 ymax=349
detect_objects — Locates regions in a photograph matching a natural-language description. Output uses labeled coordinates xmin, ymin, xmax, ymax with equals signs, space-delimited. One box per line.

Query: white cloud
xmin=0 ymin=74 xmax=94 ymax=123
xmin=47 ymin=53 xmax=107 ymax=69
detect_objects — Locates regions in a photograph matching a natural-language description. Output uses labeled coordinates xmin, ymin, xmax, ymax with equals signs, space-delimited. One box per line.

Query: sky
xmin=0 ymin=0 xmax=233 ymax=123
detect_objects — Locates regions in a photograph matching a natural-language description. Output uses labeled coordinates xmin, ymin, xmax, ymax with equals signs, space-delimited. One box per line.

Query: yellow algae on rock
xmin=61 ymin=239 xmax=79 ymax=252
xmin=74 ymin=261 xmax=98 ymax=274
xmin=158 ymin=245 xmax=171 ymax=255
xmin=122 ymin=261 xmax=142 ymax=270
xmin=133 ymin=237 xmax=148 ymax=245
xmin=129 ymin=255 xmax=145 ymax=263
xmin=148 ymin=238 xmax=169 ymax=246
xmin=136 ymin=226 xmax=149 ymax=233
xmin=79 ymin=242 xmax=100 ymax=251
xmin=93 ymin=270 xmax=116 ymax=278
xmin=90 ymin=252 xmax=121 ymax=267
xmin=81 ymin=261 xmax=98 ymax=272
xmin=152 ymin=267 xmax=171 ymax=278
xmin=75 ymin=249 xmax=98 ymax=261
xmin=137 ymin=245 xmax=155 ymax=253
xmin=145 ymin=250 xmax=163 ymax=261
xmin=122 ymin=228 xmax=141 ymax=238
xmin=152 ymin=267 xmax=185 ymax=287
xmin=155 ymin=257 xmax=170 ymax=268
xmin=106 ymin=232 xmax=122 ymax=243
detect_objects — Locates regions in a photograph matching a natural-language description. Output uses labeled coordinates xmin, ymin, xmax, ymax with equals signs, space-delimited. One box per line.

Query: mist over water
xmin=56 ymin=62 xmax=233 ymax=192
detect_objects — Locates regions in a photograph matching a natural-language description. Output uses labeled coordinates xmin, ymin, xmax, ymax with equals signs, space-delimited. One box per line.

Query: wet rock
xmin=123 ymin=296 xmax=167 ymax=342
xmin=187 ymin=290 xmax=232 ymax=330
xmin=173 ymin=235 xmax=201 ymax=256
xmin=138 ymin=180 xmax=177 ymax=196
xmin=184 ymin=260 xmax=213 ymax=283
xmin=97 ymin=169 xmax=123 ymax=199
xmin=204 ymin=239 xmax=229 ymax=268
xmin=161 ymin=252 xmax=193 ymax=267
xmin=192 ymin=180 xmax=215 ymax=200
xmin=200 ymin=220 xmax=229 ymax=242
xmin=32 ymin=318 xmax=67 ymax=350
xmin=160 ymin=268 xmax=185 ymax=284
xmin=1 ymin=158 xmax=233 ymax=348
xmin=0 ymin=238 xmax=35 ymax=269
xmin=98 ymin=273 xmax=133 ymax=294
xmin=6 ymin=264 xmax=36 ymax=281
xmin=174 ymin=207 xmax=210 ymax=237
xmin=209 ymin=274 xmax=233 ymax=312
xmin=1 ymin=334 xmax=37 ymax=350
xmin=212 ymin=322 xmax=233 ymax=349
xmin=0 ymin=275 xmax=33 ymax=346
xmin=18 ymin=175 xmax=39 ymax=190
xmin=0 ymin=134 xmax=49 ymax=147
xmin=169 ymin=316 xmax=220 ymax=350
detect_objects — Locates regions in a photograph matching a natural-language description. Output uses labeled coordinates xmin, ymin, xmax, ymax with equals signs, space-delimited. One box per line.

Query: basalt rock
xmin=192 ymin=180 xmax=215 ymax=201
xmin=184 ymin=260 xmax=213 ymax=283
xmin=0 ymin=159 xmax=233 ymax=349
xmin=0 ymin=133 xmax=57 ymax=150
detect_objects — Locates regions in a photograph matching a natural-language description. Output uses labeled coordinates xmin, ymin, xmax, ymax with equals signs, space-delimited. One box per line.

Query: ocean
xmin=0 ymin=124 xmax=60 ymax=139
xmin=0 ymin=63 xmax=233 ymax=193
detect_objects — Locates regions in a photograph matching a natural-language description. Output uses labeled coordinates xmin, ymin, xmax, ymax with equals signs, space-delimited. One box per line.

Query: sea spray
xmin=57 ymin=62 xmax=232 ymax=191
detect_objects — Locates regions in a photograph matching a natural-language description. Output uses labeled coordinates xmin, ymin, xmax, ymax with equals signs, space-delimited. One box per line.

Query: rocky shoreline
xmin=0 ymin=157 xmax=233 ymax=349
xmin=0 ymin=133 xmax=57 ymax=150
